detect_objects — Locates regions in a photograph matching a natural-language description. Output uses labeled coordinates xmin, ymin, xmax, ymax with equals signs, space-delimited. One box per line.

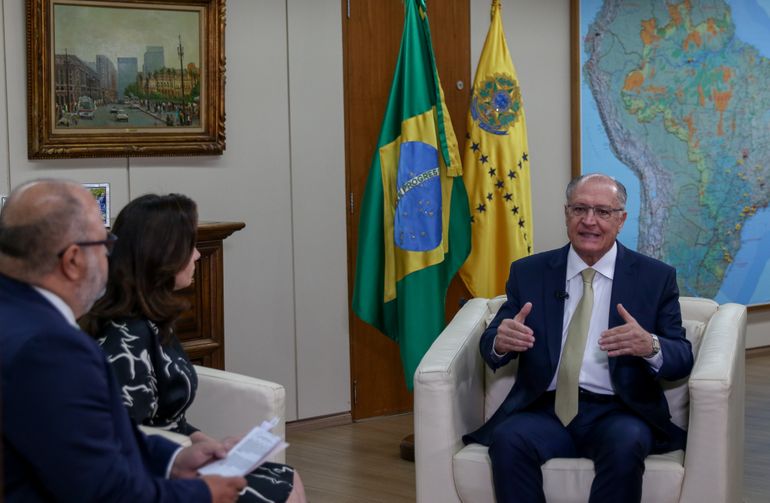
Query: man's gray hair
xmin=565 ymin=173 xmax=627 ymax=207
xmin=0 ymin=179 xmax=90 ymax=277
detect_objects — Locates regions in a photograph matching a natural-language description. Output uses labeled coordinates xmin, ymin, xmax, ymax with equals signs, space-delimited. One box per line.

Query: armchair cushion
xmin=453 ymin=442 xmax=686 ymax=503
xmin=138 ymin=425 xmax=192 ymax=447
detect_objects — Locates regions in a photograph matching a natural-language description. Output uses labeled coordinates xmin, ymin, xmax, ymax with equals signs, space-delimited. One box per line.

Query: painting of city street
xmin=27 ymin=0 xmax=225 ymax=159
xmin=53 ymin=2 xmax=202 ymax=130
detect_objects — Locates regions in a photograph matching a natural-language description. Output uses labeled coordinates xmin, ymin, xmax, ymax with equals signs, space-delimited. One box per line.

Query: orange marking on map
xmin=640 ymin=19 xmax=660 ymax=45
xmin=684 ymin=114 xmax=696 ymax=142
xmin=706 ymin=18 xmax=719 ymax=37
xmin=721 ymin=67 xmax=733 ymax=83
xmin=667 ymin=5 xmax=682 ymax=26
xmin=713 ymin=89 xmax=732 ymax=112
xmin=683 ymin=31 xmax=702 ymax=51
xmin=624 ymin=70 xmax=644 ymax=92
xmin=646 ymin=85 xmax=667 ymax=94
xmin=698 ymin=85 xmax=705 ymax=107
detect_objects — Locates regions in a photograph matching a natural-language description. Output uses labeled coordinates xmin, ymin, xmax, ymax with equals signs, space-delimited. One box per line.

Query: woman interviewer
xmin=82 ymin=193 xmax=306 ymax=503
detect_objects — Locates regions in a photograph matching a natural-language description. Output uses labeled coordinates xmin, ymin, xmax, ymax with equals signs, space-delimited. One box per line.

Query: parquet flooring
xmin=287 ymin=413 xmax=416 ymax=502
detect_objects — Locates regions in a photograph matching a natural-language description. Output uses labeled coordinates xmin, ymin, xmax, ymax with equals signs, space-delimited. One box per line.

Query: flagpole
xmin=350 ymin=0 xmax=470 ymax=463
xmin=400 ymin=433 xmax=415 ymax=461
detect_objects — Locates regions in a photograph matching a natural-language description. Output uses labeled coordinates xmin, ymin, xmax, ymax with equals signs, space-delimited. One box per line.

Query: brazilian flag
xmin=352 ymin=0 xmax=471 ymax=390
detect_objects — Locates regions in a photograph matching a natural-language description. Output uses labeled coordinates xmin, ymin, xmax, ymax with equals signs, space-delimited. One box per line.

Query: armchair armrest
xmin=187 ymin=365 xmax=286 ymax=463
xmin=680 ymin=303 xmax=746 ymax=503
xmin=414 ymin=298 xmax=492 ymax=503
xmin=138 ymin=425 xmax=192 ymax=447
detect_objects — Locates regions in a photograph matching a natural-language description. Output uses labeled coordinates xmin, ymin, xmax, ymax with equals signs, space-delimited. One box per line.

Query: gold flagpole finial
xmin=491 ymin=0 xmax=501 ymax=21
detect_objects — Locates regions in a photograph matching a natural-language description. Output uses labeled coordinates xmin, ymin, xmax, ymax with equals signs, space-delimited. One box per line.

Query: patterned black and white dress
xmin=98 ymin=318 xmax=295 ymax=503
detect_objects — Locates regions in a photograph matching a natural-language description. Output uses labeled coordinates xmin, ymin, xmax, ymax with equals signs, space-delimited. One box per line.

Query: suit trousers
xmin=487 ymin=390 xmax=654 ymax=503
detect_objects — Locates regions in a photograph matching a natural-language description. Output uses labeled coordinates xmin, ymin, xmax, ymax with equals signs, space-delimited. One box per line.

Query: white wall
xmin=0 ymin=1 xmax=8 ymax=197
xmin=1 ymin=0 xmax=766 ymax=424
xmin=286 ymin=0 xmax=350 ymax=418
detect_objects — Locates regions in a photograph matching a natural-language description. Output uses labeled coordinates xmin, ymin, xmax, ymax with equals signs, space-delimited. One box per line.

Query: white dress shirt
xmin=547 ymin=242 xmax=663 ymax=395
xmin=33 ymin=286 xmax=78 ymax=328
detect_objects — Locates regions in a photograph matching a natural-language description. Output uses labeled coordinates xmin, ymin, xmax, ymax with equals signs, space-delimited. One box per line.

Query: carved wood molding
xmin=176 ymin=220 xmax=244 ymax=369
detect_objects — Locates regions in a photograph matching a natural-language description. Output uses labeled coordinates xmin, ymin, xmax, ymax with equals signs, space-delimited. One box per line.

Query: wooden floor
xmin=287 ymin=353 xmax=770 ymax=502
xmin=286 ymin=414 xmax=416 ymax=503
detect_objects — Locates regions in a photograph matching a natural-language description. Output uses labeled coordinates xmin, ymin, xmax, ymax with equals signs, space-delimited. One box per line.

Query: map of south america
xmin=584 ymin=0 xmax=770 ymax=302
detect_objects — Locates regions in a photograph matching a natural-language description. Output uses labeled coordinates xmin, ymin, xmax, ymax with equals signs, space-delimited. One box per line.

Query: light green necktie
xmin=555 ymin=268 xmax=596 ymax=426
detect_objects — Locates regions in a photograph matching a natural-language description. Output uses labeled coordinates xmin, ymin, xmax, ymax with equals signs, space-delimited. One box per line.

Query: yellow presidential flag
xmin=459 ymin=0 xmax=533 ymax=298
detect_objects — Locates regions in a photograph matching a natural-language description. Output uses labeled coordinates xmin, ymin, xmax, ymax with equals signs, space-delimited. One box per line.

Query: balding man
xmin=0 ymin=179 xmax=246 ymax=502
xmin=464 ymin=174 xmax=694 ymax=502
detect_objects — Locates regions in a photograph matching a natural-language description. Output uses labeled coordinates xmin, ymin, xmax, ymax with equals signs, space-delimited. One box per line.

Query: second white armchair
xmin=141 ymin=365 xmax=286 ymax=464
xmin=414 ymin=296 xmax=746 ymax=503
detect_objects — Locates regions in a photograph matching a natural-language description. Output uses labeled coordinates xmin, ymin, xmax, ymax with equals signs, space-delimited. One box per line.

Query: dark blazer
xmin=464 ymin=243 xmax=693 ymax=453
xmin=0 ymin=273 xmax=210 ymax=502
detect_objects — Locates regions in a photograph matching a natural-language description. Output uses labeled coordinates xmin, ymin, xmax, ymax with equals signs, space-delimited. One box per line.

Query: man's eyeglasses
xmin=565 ymin=204 xmax=624 ymax=220
xmin=57 ymin=233 xmax=118 ymax=258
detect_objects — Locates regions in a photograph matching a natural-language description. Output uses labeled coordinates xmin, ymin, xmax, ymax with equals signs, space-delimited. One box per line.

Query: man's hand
xmin=190 ymin=431 xmax=241 ymax=451
xmin=493 ymin=302 xmax=534 ymax=354
xmin=190 ymin=431 xmax=217 ymax=445
xmin=202 ymin=475 xmax=247 ymax=503
xmin=171 ymin=440 xmax=229 ymax=479
xmin=599 ymin=303 xmax=655 ymax=357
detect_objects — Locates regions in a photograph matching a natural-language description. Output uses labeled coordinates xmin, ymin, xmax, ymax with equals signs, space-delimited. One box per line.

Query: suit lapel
xmin=544 ymin=245 xmax=570 ymax=371
xmin=608 ymin=242 xmax=637 ymax=372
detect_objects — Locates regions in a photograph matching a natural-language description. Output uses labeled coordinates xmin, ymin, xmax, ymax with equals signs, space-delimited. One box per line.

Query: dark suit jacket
xmin=0 ymin=273 xmax=210 ymax=502
xmin=464 ymin=243 xmax=694 ymax=453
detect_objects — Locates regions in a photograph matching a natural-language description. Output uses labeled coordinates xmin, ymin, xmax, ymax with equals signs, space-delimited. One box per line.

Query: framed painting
xmin=571 ymin=0 xmax=770 ymax=308
xmin=27 ymin=0 xmax=226 ymax=158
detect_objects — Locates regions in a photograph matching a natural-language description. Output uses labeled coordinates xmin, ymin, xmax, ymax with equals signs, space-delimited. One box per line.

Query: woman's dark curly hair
xmin=81 ymin=193 xmax=197 ymax=344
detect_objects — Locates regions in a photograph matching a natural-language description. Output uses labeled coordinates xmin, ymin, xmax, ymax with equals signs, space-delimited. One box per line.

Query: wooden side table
xmin=175 ymin=221 xmax=244 ymax=370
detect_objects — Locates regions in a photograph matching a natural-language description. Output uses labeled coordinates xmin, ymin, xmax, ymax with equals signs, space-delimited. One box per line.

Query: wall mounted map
xmin=575 ymin=0 xmax=770 ymax=306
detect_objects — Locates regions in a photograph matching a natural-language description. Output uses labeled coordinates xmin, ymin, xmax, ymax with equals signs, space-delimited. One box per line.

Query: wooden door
xmin=343 ymin=0 xmax=471 ymax=420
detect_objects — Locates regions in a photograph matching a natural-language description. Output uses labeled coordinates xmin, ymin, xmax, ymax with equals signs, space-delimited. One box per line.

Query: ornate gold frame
xmin=27 ymin=0 xmax=226 ymax=159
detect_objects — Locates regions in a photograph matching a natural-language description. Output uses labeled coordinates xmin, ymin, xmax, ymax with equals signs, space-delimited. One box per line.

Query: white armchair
xmin=414 ymin=296 xmax=746 ymax=503
xmin=140 ymin=365 xmax=286 ymax=464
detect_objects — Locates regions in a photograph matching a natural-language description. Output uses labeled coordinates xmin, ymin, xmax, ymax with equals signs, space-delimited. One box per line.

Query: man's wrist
xmin=644 ymin=334 xmax=660 ymax=358
xmin=167 ymin=446 xmax=185 ymax=479
xmin=491 ymin=335 xmax=507 ymax=358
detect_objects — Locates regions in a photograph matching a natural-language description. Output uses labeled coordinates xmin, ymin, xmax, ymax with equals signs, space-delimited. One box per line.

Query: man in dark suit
xmin=464 ymin=174 xmax=693 ymax=502
xmin=0 ymin=179 xmax=246 ymax=502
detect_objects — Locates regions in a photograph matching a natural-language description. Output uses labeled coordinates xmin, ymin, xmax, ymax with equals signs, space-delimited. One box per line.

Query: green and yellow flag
xmin=459 ymin=0 xmax=533 ymax=298
xmin=352 ymin=0 xmax=471 ymax=389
